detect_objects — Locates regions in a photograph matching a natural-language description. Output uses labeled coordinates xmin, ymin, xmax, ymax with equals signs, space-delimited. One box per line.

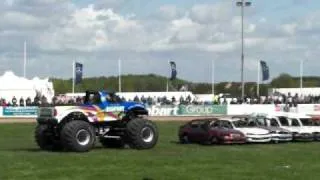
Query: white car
xmin=267 ymin=112 xmax=314 ymax=141
xmin=218 ymin=118 xmax=271 ymax=143
xmin=240 ymin=114 xmax=293 ymax=143
xmin=285 ymin=113 xmax=320 ymax=141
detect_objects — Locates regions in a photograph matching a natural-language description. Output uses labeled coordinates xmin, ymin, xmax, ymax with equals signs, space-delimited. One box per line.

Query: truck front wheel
xmin=60 ymin=120 xmax=95 ymax=152
xmin=125 ymin=118 xmax=158 ymax=149
xmin=35 ymin=124 xmax=61 ymax=151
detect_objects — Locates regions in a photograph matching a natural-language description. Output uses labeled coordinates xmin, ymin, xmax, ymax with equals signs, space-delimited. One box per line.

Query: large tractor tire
xmin=35 ymin=124 xmax=61 ymax=151
xmin=125 ymin=118 xmax=158 ymax=149
xmin=99 ymin=138 xmax=125 ymax=148
xmin=60 ymin=120 xmax=95 ymax=152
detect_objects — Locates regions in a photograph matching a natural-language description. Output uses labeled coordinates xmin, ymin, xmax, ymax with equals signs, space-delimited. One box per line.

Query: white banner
xmin=297 ymin=104 xmax=320 ymax=115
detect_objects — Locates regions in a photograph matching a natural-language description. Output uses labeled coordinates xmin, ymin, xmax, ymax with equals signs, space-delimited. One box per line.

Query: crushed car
xmin=178 ymin=118 xmax=246 ymax=145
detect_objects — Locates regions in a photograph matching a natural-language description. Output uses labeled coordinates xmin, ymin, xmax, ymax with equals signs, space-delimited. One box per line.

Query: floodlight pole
xmin=236 ymin=0 xmax=251 ymax=100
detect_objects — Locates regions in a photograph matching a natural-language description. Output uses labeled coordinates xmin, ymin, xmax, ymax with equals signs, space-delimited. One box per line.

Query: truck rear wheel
xmin=125 ymin=118 xmax=158 ymax=149
xmin=35 ymin=124 xmax=61 ymax=151
xmin=60 ymin=120 xmax=95 ymax=152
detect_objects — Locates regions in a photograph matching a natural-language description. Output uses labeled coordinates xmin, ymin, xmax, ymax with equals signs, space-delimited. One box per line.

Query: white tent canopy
xmin=0 ymin=71 xmax=55 ymax=103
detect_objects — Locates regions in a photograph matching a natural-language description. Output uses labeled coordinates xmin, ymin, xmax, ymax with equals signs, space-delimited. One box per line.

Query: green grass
xmin=0 ymin=122 xmax=320 ymax=180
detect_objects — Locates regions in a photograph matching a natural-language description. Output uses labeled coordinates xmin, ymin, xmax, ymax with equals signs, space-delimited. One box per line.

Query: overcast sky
xmin=0 ymin=0 xmax=319 ymax=83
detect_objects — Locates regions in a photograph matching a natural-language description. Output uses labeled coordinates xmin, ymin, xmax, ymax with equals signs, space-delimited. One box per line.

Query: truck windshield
xmin=84 ymin=93 xmax=101 ymax=104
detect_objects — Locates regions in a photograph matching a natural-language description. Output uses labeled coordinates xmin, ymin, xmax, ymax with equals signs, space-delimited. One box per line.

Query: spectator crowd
xmin=1 ymin=92 xmax=320 ymax=107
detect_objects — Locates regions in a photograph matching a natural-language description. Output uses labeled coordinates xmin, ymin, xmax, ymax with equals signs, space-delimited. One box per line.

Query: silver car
xmin=232 ymin=114 xmax=292 ymax=143
xmin=248 ymin=115 xmax=293 ymax=143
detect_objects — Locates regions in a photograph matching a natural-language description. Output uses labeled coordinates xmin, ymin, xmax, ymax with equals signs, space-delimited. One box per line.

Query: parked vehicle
xmin=235 ymin=114 xmax=292 ymax=143
xmin=36 ymin=91 xmax=158 ymax=152
xmin=178 ymin=119 xmax=246 ymax=145
xmin=213 ymin=118 xmax=271 ymax=143
xmin=285 ymin=113 xmax=320 ymax=141
xmin=266 ymin=112 xmax=314 ymax=141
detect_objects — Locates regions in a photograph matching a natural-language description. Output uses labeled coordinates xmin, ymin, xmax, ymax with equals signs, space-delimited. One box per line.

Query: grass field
xmin=0 ymin=122 xmax=320 ymax=180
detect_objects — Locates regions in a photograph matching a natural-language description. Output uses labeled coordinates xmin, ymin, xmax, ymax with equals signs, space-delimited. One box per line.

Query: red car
xmin=178 ymin=119 xmax=246 ymax=145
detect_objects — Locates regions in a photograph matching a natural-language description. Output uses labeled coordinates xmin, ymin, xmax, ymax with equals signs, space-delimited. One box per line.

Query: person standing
xmin=12 ymin=96 xmax=17 ymax=106
xmin=19 ymin=97 xmax=25 ymax=106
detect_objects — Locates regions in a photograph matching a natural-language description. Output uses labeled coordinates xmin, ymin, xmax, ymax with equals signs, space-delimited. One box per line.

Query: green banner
xmin=178 ymin=105 xmax=227 ymax=115
xmin=2 ymin=107 xmax=38 ymax=116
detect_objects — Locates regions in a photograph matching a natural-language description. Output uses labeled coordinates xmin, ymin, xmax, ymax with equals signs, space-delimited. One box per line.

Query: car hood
xmin=258 ymin=126 xmax=290 ymax=133
xmin=235 ymin=127 xmax=270 ymax=135
xmin=211 ymin=128 xmax=243 ymax=135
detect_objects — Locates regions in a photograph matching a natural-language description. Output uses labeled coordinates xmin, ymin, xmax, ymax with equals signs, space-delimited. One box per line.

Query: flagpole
xmin=166 ymin=60 xmax=169 ymax=92
xmin=23 ymin=41 xmax=26 ymax=78
xmin=211 ymin=59 xmax=215 ymax=95
xmin=257 ymin=60 xmax=260 ymax=97
xmin=72 ymin=61 xmax=75 ymax=93
xmin=118 ymin=58 xmax=122 ymax=92
xmin=300 ymin=59 xmax=303 ymax=94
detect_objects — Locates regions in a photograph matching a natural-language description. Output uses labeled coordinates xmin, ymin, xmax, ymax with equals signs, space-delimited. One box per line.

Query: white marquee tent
xmin=0 ymin=71 xmax=55 ymax=103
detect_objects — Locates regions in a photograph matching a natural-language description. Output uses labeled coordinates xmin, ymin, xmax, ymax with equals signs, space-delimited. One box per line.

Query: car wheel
xmin=179 ymin=134 xmax=189 ymax=144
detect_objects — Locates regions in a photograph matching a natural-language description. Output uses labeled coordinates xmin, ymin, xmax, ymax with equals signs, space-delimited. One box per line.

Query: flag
xmin=260 ymin=60 xmax=269 ymax=81
xmin=169 ymin=61 xmax=177 ymax=80
xmin=75 ymin=62 xmax=83 ymax=84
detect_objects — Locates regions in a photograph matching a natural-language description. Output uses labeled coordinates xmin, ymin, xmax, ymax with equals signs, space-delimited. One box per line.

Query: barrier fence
xmin=0 ymin=104 xmax=320 ymax=118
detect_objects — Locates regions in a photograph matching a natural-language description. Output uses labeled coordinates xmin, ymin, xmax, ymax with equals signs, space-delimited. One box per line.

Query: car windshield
xmin=233 ymin=120 xmax=249 ymax=128
xmin=300 ymin=118 xmax=314 ymax=126
xmin=278 ymin=116 xmax=289 ymax=126
xmin=255 ymin=117 xmax=267 ymax=126
xmin=268 ymin=118 xmax=280 ymax=127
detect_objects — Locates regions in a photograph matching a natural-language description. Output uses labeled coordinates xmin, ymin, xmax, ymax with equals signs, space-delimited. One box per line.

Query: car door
xmin=196 ymin=120 xmax=211 ymax=142
xmin=187 ymin=121 xmax=201 ymax=142
xmin=188 ymin=120 xmax=210 ymax=142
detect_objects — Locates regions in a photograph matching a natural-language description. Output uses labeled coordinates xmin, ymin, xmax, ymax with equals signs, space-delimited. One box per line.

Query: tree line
xmin=51 ymin=73 xmax=320 ymax=96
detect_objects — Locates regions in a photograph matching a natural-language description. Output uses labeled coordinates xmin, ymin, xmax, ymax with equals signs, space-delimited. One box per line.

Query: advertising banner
xmin=147 ymin=105 xmax=179 ymax=116
xmin=178 ymin=105 xmax=227 ymax=116
xmin=2 ymin=106 xmax=38 ymax=116
xmin=147 ymin=105 xmax=227 ymax=116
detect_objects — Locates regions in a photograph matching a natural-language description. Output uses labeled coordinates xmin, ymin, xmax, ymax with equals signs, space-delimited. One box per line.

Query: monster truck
xmin=35 ymin=91 xmax=158 ymax=152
